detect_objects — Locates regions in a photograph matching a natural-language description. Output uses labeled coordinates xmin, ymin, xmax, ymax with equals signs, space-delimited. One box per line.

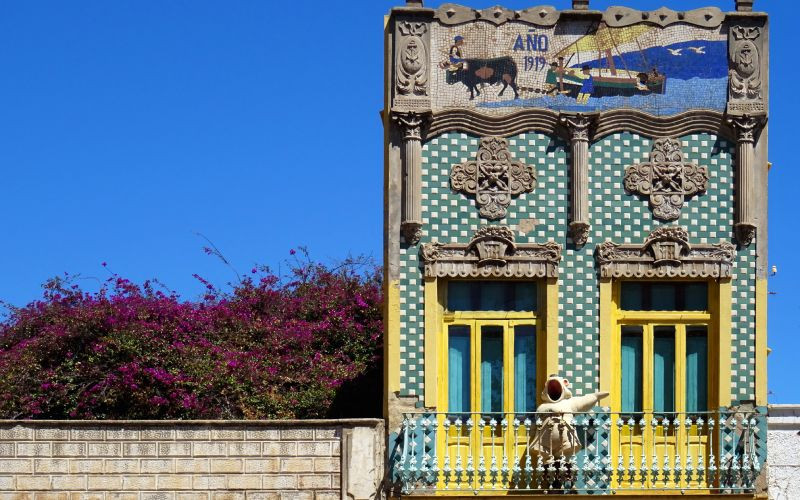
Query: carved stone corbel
xmin=560 ymin=113 xmax=595 ymax=246
xmin=393 ymin=111 xmax=430 ymax=244
xmin=420 ymin=225 xmax=561 ymax=278
xmin=595 ymin=226 xmax=735 ymax=278
xmin=727 ymin=114 xmax=766 ymax=246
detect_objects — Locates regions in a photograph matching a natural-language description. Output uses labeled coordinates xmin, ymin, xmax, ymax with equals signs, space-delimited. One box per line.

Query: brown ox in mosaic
xmin=443 ymin=56 xmax=520 ymax=100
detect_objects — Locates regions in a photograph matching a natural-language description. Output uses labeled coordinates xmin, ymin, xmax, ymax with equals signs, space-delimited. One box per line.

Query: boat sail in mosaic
xmin=432 ymin=20 xmax=727 ymax=115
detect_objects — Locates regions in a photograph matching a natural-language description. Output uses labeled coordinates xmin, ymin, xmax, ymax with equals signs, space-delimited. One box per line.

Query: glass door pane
xmin=513 ymin=325 xmax=536 ymax=414
xmin=686 ymin=326 xmax=708 ymax=413
xmin=480 ymin=325 xmax=504 ymax=414
xmin=621 ymin=326 xmax=643 ymax=414
xmin=653 ymin=326 xmax=676 ymax=414
xmin=448 ymin=325 xmax=471 ymax=414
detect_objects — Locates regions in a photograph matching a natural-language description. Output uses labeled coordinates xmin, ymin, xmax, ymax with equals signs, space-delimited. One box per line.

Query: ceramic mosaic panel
xmin=430 ymin=21 xmax=727 ymax=115
xmin=398 ymin=132 xmax=755 ymax=404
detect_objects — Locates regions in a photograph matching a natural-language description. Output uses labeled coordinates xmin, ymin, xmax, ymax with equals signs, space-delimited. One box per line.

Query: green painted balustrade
xmin=391 ymin=409 xmax=765 ymax=495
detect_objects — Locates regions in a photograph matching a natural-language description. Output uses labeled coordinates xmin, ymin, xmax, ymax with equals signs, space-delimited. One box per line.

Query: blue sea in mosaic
xmin=576 ymin=40 xmax=728 ymax=80
xmin=479 ymin=76 xmax=727 ymax=115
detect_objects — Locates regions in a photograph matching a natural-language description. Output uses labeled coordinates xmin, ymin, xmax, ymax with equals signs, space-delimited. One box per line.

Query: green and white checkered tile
xmin=397 ymin=131 xmax=754 ymax=403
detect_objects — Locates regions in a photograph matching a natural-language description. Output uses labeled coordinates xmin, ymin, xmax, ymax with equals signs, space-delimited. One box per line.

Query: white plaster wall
xmin=768 ymin=405 xmax=800 ymax=500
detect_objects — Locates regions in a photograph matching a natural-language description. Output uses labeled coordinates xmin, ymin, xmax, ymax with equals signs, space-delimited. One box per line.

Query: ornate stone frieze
xmin=624 ymin=138 xmax=708 ymax=221
xmin=420 ymin=226 xmax=561 ymax=278
xmin=595 ymin=226 xmax=736 ymax=279
xmin=727 ymin=25 xmax=764 ymax=114
xmin=450 ymin=137 xmax=536 ymax=220
xmin=560 ymin=113 xmax=595 ymax=247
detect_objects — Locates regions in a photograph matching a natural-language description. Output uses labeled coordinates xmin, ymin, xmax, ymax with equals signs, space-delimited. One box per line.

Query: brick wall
xmin=0 ymin=419 xmax=383 ymax=500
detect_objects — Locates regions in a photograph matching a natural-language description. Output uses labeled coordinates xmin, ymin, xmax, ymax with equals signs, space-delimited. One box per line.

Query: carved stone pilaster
xmin=420 ymin=226 xmax=561 ymax=278
xmin=728 ymin=114 xmax=765 ymax=246
xmin=595 ymin=226 xmax=736 ymax=278
xmin=394 ymin=19 xmax=431 ymax=111
xmin=393 ymin=111 xmax=430 ymax=244
xmin=560 ymin=113 xmax=595 ymax=246
xmin=727 ymin=25 xmax=764 ymax=114
xmin=450 ymin=137 xmax=536 ymax=220
xmin=736 ymin=0 xmax=754 ymax=12
xmin=624 ymin=138 xmax=708 ymax=221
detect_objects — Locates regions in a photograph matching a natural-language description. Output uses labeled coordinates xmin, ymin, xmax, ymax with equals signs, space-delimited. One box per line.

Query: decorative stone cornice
xmin=425 ymin=109 xmax=733 ymax=143
xmin=431 ymin=4 xmax=725 ymax=27
xmin=427 ymin=109 xmax=560 ymax=139
xmin=420 ymin=226 xmax=561 ymax=278
xmin=595 ymin=226 xmax=736 ymax=279
xmin=592 ymin=110 xmax=733 ymax=142
xmin=603 ymin=6 xmax=723 ymax=28
xmin=434 ymin=4 xmax=559 ymax=26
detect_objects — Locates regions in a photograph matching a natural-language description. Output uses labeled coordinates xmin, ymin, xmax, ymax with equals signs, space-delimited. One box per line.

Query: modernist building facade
xmin=383 ymin=0 xmax=769 ymax=497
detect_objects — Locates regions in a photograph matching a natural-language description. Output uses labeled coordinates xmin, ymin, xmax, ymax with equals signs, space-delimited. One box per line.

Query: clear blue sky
xmin=0 ymin=0 xmax=796 ymax=403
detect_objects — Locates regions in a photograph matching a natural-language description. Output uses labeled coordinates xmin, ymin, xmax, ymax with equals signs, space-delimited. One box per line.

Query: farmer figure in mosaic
xmin=447 ymin=35 xmax=466 ymax=70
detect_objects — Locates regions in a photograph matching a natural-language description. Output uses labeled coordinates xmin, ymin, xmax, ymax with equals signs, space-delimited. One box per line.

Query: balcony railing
xmin=391 ymin=410 xmax=765 ymax=495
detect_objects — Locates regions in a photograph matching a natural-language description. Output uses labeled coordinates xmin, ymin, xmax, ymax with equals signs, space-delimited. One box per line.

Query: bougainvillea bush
xmin=0 ymin=254 xmax=382 ymax=419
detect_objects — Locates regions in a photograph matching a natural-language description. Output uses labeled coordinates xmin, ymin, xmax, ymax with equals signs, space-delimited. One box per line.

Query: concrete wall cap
xmin=0 ymin=418 xmax=384 ymax=427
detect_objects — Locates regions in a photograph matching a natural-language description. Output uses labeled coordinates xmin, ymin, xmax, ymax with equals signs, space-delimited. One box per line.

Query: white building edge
xmin=768 ymin=405 xmax=800 ymax=499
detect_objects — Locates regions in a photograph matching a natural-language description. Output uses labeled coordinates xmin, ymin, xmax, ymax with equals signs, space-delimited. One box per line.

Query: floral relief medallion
xmin=624 ymin=137 xmax=708 ymax=221
xmin=450 ymin=136 xmax=536 ymax=220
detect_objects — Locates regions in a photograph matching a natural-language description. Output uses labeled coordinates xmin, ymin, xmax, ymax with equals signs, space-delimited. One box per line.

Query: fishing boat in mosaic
xmin=545 ymin=24 xmax=667 ymax=100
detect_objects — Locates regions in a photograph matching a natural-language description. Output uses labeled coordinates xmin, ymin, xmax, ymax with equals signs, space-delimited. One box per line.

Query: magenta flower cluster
xmin=0 ymin=257 xmax=382 ymax=419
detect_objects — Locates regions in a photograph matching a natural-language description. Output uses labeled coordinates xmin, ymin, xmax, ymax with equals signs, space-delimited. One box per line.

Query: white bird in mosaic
xmin=667 ymin=48 xmax=683 ymax=56
xmin=688 ymin=46 xmax=706 ymax=54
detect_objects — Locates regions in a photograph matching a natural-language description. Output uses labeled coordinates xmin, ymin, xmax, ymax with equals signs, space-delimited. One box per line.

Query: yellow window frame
xmin=423 ymin=277 xmax=559 ymax=409
xmin=601 ymin=278 xmax=731 ymax=493
xmin=423 ymin=278 xmax=558 ymax=494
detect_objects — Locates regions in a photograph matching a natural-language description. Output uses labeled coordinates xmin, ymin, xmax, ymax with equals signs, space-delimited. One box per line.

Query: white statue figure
xmin=528 ymin=374 xmax=609 ymax=463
